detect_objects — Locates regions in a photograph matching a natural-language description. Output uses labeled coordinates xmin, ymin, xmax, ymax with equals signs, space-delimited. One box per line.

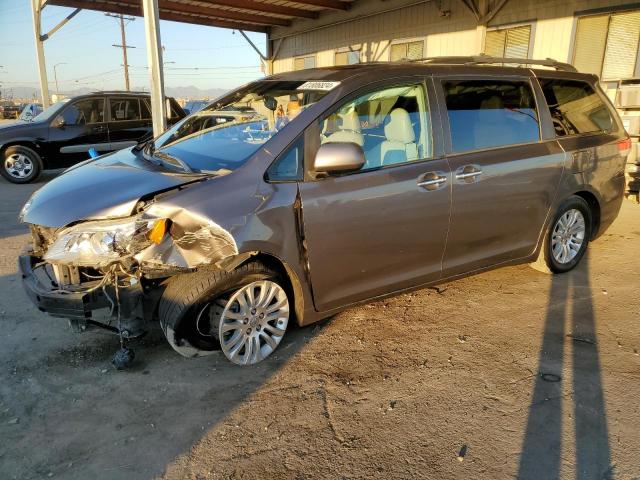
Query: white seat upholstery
xmin=321 ymin=109 xmax=364 ymax=146
xmin=380 ymin=108 xmax=418 ymax=166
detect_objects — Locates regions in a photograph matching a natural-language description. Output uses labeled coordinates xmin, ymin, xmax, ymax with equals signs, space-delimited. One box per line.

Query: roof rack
xmin=411 ymin=55 xmax=577 ymax=72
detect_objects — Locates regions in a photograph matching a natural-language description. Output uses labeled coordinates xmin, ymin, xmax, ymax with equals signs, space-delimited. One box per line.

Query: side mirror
xmin=313 ymin=142 xmax=365 ymax=174
xmin=53 ymin=116 xmax=65 ymax=129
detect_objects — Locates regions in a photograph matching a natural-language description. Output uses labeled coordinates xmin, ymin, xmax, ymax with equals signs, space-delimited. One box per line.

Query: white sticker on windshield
xmin=297 ymin=81 xmax=341 ymax=91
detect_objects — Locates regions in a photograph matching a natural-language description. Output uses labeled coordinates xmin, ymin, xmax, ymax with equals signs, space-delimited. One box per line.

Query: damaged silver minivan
xmin=19 ymin=58 xmax=629 ymax=366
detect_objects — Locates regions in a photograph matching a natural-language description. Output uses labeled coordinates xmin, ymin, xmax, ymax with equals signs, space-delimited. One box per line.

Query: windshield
xmin=150 ymin=80 xmax=330 ymax=173
xmin=32 ymin=99 xmax=70 ymax=123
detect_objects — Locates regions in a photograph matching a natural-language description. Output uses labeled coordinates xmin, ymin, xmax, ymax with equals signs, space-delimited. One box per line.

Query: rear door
xmin=437 ymin=75 xmax=566 ymax=276
xmin=299 ymin=79 xmax=452 ymax=311
xmin=107 ymin=97 xmax=149 ymax=150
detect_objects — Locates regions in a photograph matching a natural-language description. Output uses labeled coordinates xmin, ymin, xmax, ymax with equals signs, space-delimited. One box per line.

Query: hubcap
xmin=551 ymin=208 xmax=586 ymax=264
xmin=218 ymin=280 xmax=289 ymax=365
xmin=4 ymin=153 xmax=34 ymax=179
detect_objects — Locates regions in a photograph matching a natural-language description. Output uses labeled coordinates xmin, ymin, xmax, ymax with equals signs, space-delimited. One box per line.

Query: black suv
xmin=0 ymin=91 xmax=185 ymax=183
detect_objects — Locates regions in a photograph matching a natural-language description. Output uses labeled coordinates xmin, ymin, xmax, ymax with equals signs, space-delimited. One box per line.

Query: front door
xmin=437 ymin=77 xmax=566 ymax=276
xmin=48 ymin=96 xmax=108 ymax=167
xmin=299 ymin=81 xmax=451 ymax=312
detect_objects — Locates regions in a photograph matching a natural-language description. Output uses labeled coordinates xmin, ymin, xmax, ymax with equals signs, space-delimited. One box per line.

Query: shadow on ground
xmin=518 ymin=254 xmax=613 ymax=479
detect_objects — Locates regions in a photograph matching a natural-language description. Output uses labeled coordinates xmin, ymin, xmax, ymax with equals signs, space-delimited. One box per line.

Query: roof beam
xmin=289 ymin=0 xmax=350 ymax=11
xmin=48 ymin=0 xmax=268 ymax=31
xmin=197 ymin=0 xmax=319 ymax=19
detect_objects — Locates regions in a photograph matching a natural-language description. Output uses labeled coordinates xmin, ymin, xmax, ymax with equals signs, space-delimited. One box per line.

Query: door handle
xmin=417 ymin=171 xmax=448 ymax=190
xmin=455 ymin=165 xmax=483 ymax=181
xmin=91 ymin=125 xmax=106 ymax=133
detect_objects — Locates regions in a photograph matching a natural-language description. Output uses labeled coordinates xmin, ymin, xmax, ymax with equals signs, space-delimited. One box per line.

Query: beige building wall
xmin=269 ymin=0 xmax=640 ymax=77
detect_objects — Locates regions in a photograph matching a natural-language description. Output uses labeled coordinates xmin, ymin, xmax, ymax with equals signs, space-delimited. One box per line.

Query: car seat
xmin=321 ymin=109 xmax=364 ymax=146
xmin=380 ymin=108 xmax=419 ymax=166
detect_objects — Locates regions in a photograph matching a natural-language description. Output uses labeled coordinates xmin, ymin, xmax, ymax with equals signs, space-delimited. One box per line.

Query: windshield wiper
xmin=152 ymin=150 xmax=194 ymax=174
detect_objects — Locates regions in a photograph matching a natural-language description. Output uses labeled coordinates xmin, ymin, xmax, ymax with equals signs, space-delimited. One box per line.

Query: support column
xmin=141 ymin=0 xmax=166 ymax=136
xmin=30 ymin=0 xmax=50 ymax=107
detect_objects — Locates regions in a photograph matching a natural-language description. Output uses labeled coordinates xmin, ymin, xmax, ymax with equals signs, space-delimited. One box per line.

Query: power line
xmin=105 ymin=13 xmax=135 ymax=91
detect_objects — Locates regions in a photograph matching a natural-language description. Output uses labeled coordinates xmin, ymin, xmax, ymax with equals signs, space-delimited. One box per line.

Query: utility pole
xmin=106 ymin=13 xmax=135 ymax=91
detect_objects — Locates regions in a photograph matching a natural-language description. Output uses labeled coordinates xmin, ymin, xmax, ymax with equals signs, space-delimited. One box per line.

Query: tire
xmin=543 ymin=196 xmax=592 ymax=273
xmin=1 ymin=145 xmax=42 ymax=184
xmin=158 ymin=262 xmax=290 ymax=365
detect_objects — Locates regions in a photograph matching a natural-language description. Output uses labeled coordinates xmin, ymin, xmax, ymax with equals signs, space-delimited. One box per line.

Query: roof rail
xmin=411 ymin=55 xmax=578 ymax=72
xmin=90 ymin=90 xmax=149 ymax=94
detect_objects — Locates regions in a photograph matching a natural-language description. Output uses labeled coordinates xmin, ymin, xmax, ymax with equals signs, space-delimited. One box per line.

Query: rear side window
xmin=109 ymin=98 xmax=141 ymax=121
xmin=539 ymin=79 xmax=614 ymax=137
xmin=443 ymin=80 xmax=540 ymax=153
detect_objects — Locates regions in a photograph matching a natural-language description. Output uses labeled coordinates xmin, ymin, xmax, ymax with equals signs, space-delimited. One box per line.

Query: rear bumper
xmin=19 ymin=253 xmax=145 ymax=327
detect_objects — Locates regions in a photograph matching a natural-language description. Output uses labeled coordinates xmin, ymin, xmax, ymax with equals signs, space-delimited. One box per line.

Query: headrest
xmin=287 ymin=101 xmax=301 ymax=118
xmin=480 ymin=95 xmax=503 ymax=109
xmin=384 ymin=108 xmax=415 ymax=144
xmin=339 ymin=109 xmax=361 ymax=133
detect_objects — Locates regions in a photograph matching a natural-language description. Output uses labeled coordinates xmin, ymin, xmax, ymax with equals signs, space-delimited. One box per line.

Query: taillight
xmin=617 ymin=137 xmax=632 ymax=157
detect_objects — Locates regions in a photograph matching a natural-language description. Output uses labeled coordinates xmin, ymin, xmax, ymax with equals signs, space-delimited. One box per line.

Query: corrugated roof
xmin=47 ymin=0 xmax=355 ymax=33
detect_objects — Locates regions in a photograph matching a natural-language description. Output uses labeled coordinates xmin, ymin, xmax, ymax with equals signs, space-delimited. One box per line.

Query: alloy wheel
xmin=218 ymin=280 xmax=289 ymax=365
xmin=4 ymin=153 xmax=34 ymax=180
xmin=551 ymin=208 xmax=586 ymax=264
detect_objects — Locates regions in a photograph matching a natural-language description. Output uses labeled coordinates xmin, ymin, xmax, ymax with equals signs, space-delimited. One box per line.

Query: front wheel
xmin=1 ymin=145 xmax=42 ymax=184
xmin=158 ymin=262 xmax=290 ymax=365
xmin=544 ymin=196 xmax=592 ymax=273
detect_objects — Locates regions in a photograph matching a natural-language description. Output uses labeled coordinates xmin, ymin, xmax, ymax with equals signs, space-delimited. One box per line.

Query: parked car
xmin=18 ymin=103 xmax=43 ymax=122
xmin=18 ymin=58 xmax=629 ymax=366
xmin=614 ymin=79 xmax=640 ymax=199
xmin=0 ymin=91 xmax=185 ymax=183
xmin=183 ymin=99 xmax=209 ymax=115
xmin=0 ymin=101 xmax=21 ymax=119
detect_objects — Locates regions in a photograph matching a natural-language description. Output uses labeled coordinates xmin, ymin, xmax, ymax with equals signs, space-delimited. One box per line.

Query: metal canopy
xmin=47 ymin=0 xmax=354 ymax=33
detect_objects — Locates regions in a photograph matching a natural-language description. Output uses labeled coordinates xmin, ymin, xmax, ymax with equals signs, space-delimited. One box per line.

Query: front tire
xmin=1 ymin=145 xmax=42 ymax=184
xmin=544 ymin=196 xmax=592 ymax=273
xmin=158 ymin=262 xmax=290 ymax=365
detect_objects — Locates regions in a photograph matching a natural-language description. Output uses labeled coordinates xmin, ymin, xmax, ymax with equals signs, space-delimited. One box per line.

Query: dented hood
xmin=22 ymin=148 xmax=204 ymax=228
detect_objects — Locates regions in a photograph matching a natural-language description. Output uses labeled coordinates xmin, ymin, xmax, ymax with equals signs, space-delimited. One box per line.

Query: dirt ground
xmin=0 ymin=162 xmax=639 ymax=479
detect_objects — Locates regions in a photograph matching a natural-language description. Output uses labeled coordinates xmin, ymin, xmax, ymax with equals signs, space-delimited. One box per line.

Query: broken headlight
xmin=44 ymin=215 xmax=166 ymax=267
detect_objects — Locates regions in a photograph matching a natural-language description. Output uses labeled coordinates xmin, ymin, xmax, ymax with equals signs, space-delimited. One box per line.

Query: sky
xmin=0 ymin=0 xmax=266 ymax=98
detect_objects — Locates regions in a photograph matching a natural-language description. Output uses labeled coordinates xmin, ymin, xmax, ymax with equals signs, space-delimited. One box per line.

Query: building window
xmin=390 ymin=40 xmax=424 ymax=61
xmin=294 ymin=55 xmax=316 ymax=70
xmin=484 ymin=24 xmax=531 ymax=58
xmin=573 ymin=10 xmax=640 ymax=80
xmin=335 ymin=50 xmax=360 ymax=66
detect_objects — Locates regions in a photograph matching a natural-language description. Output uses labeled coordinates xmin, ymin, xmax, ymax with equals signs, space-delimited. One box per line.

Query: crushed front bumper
xmin=19 ymin=253 xmax=148 ymax=334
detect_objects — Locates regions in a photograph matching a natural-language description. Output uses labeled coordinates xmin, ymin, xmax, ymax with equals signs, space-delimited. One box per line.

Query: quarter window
xmin=539 ymin=79 xmax=614 ymax=136
xmin=60 ymin=98 xmax=105 ymax=125
xmin=443 ymin=80 xmax=540 ymax=152
xmin=266 ymin=139 xmax=303 ymax=181
xmin=109 ymin=98 xmax=141 ymax=121
xmin=320 ymin=84 xmax=432 ymax=170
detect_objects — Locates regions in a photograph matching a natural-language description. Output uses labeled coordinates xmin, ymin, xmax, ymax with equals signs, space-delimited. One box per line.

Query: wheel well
xmin=574 ymin=191 xmax=601 ymax=239
xmin=244 ymin=253 xmax=305 ymax=326
xmin=1 ymin=142 xmax=44 ymax=165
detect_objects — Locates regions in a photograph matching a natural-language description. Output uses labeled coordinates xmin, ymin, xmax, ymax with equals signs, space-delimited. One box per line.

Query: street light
xmin=53 ymin=63 xmax=67 ymax=96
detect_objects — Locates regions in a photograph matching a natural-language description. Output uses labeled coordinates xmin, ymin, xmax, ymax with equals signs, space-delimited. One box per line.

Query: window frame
xmin=389 ymin=38 xmax=425 ymax=62
xmin=305 ymin=77 xmax=438 ymax=179
xmin=536 ymin=75 xmax=620 ymax=138
xmin=484 ymin=21 xmax=535 ymax=60
xmin=435 ymin=74 xmax=545 ymax=156
xmin=107 ymin=96 xmax=143 ymax=123
xmin=571 ymin=9 xmax=640 ymax=81
xmin=54 ymin=96 xmax=106 ymax=126
xmin=293 ymin=55 xmax=317 ymax=71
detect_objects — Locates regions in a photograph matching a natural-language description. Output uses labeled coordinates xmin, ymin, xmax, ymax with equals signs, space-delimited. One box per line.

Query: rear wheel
xmin=158 ymin=262 xmax=290 ymax=365
xmin=544 ymin=196 xmax=592 ymax=273
xmin=1 ymin=145 xmax=42 ymax=184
